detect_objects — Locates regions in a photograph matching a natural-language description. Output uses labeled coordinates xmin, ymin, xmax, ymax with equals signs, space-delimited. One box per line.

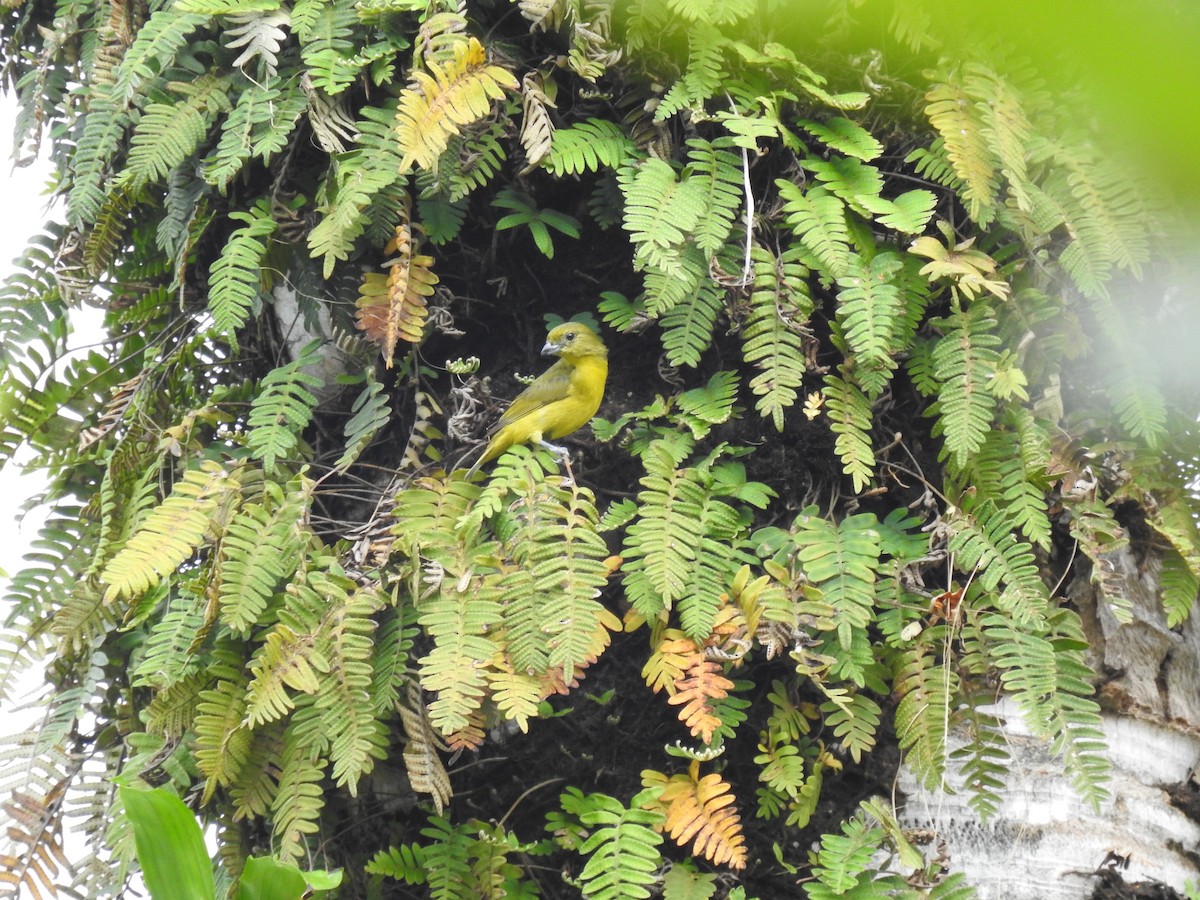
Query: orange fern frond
xmin=444 ymin=708 xmax=487 ymax=753
xmin=667 ymin=653 xmax=733 ymax=745
xmin=356 ymin=217 xmax=440 ymax=366
xmin=642 ymin=760 xmax=747 ymax=870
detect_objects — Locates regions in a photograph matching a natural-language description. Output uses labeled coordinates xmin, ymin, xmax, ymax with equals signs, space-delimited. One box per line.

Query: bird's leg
xmin=537 ymin=438 xmax=575 ymax=486
xmin=536 ymin=438 xmax=569 ymax=463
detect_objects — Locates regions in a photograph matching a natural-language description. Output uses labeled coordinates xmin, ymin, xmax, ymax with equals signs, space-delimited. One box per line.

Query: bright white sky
xmin=0 ymin=91 xmax=60 ymax=584
xmin=0 ymin=93 xmax=71 ymax=749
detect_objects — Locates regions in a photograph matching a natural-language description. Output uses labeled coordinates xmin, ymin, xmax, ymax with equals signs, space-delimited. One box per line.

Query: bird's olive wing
xmin=493 ymin=359 xmax=573 ymax=429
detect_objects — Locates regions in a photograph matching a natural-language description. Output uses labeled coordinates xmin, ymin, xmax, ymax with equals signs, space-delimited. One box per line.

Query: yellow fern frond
xmin=642 ymin=629 xmax=694 ymax=695
xmin=487 ymin=657 xmax=543 ymax=732
xmin=925 ymin=79 xmax=997 ymax=225
xmin=357 ymin=217 xmax=440 ymax=365
xmin=395 ymin=36 xmax=518 ymax=173
xmin=245 ymin=626 xmax=325 ymax=726
xmin=642 ymin=760 xmax=747 ymax=870
xmin=100 ymin=461 xmax=241 ymax=603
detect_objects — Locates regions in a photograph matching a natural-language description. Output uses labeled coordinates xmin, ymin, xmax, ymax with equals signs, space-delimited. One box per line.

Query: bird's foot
xmin=537 ymin=439 xmax=576 ymax=487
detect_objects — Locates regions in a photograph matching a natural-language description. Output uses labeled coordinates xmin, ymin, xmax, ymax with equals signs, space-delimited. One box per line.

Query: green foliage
xmin=203 ymin=80 xmax=308 ymax=192
xmin=368 ymin=815 xmax=538 ymax=898
xmin=493 ymin=188 xmax=581 ymax=259
xmin=1 ymin=2 xmax=1190 ymax=898
xmin=245 ymin=343 xmax=325 ymax=472
xmin=926 ymin=302 xmax=1002 ymax=470
xmin=209 ymin=199 xmax=278 ymax=343
xmin=741 ymin=244 xmax=813 ymax=430
xmin=777 ymin=182 xmax=852 ymax=279
xmin=100 ymin=461 xmax=243 ymax=604
xmin=544 ymin=118 xmax=637 ymax=176
xmin=560 ymin=788 xmax=666 ymax=900
xmin=123 ymin=76 xmax=233 ymax=190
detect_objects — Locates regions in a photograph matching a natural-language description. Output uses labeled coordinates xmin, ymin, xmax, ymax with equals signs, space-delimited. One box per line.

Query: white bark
xmin=899 ymin=548 xmax=1200 ymax=898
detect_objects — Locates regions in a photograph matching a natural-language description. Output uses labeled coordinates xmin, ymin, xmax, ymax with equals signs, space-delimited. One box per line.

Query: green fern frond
xmin=835 ymin=252 xmax=904 ymax=400
xmin=216 ymin=477 xmax=311 ymax=634
xmin=893 ymin=638 xmax=957 ymax=789
xmin=130 ymin=592 xmax=208 ymax=689
xmin=947 ymin=501 xmax=1047 ymax=624
xmin=619 ymin=159 xmax=709 ymax=276
xmin=1160 ymin=550 xmax=1199 ymax=627
xmin=742 ymin=244 xmax=812 ymax=430
xmin=654 ymin=22 xmax=726 ymax=122
xmin=335 ymin=372 xmax=393 ymax=473
xmin=564 ymin=788 xmax=666 ymax=900
xmin=194 ymin=656 xmax=254 ymax=799
xmin=867 ymin=189 xmax=938 ymax=235
xmin=963 ymin=62 xmax=1035 ymax=213
xmin=949 ymin=702 xmax=1010 ymax=822
xmin=907 ymin=139 xmax=964 ymax=193
xmin=122 ymin=76 xmax=232 ymax=189
xmin=371 ymin=610 xmax=416 ymax=720
xmin=309 ymin=102 xmax=404 ymax=276
xmin=271 ymin=727 xmax=328 ymax=865
xmin=395 ymin=475 xmax=482 ymax=561
xmin=313 ymin=575 xmax=389 ymax=793
xmin=621 ymin=441 xmax=708 ymax=620
xmin=246 ymin=342 xmax=325 ymax=472
xmin=502 ymin=475 xmax=616 ymax=677
xmin=68 ymin=93 xmax=132 ymax=228
xmin=677 ymin=494 xmax=744 ymax=641
xmin=433 ymin=110 xmax=510 ymax=203
xmin=543 ymin=117 xmax=636 ymax=176
xmin=203 ymin=80 xmax=308 ymax=192
xmin=676 ymin=370 xmax=740 ymax=438
xmin=928 ymin=302 xmax=1001 ymax=471
xmin=208 ymin=199 xmax=278 ymax=344
xmin=955 ymin=428 xmax=1052 ymax=551
xmin=820 ymin=687 xmax=881 ymax=763
xmin=800 ymin=155 xmax=884 ymax=218
xmin=984 ymin=609 xmax=1111 ymax=808
xmin=685 ymin=137 xmax=743 ymax=255
xmin=642 ymin=242 xmax=708 ymax=317
xmin=660 ymin=277 xmax=723 ymax=368
xmin=112 ymin=8 xmax=211 ymax=104
xmin=776 ymin=182 xmax=852 ymax=280
xmin=822 ymin=374 xmax=875 ymax=494
xmin=1040 ymin=138 xmax=1149 ymax=297
xmin=799 ymin=116 xmax=882 ymax=161
xmin=417 ymin=558 xmax=504 ymax=739
xmin=806 ymin=813 xmax=885 ymax=896
xmin=227 ymin=721 xmax=286 ymax=821
xmin=792 ymin=509 xmax=881 ymax=667
xmin=292 ymin=0 xmax=362 ymax=94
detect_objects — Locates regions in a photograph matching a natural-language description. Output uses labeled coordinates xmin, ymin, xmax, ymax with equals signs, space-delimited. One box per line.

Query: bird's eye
xmin=565 ymin=331 xmax=576 ymax=341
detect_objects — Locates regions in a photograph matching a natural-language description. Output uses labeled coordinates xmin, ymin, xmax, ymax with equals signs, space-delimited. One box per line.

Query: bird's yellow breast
xmin=544 ymin=354 xmax=607 ymax=438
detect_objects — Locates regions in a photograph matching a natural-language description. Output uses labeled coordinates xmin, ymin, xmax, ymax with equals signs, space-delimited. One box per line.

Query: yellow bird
xmin=466 ymin=322 xmax=608 ymax=477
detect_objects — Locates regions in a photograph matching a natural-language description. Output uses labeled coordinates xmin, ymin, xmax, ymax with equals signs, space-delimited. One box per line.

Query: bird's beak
xmin=541 ymin=338 xmax=561 ymax=357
